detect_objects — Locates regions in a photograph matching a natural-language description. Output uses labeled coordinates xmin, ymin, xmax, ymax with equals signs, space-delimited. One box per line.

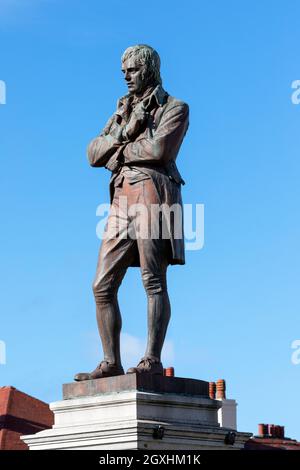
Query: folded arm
xmin=123 ymin=103 xmax=189 ymax=166
xmin=87 ymin=115 xmax=125 ymax=168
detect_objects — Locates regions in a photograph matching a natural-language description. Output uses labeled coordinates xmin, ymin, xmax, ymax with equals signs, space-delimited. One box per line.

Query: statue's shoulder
xmin=165 ymin=94 xmax=189 ymax=111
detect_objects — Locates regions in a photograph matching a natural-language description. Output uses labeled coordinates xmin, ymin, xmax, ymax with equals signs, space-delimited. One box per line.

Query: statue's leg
xmin=126 ymin=236 xmax=170 ymax=375
xmin=140 ymin=247 xmax=170 ymax=362
xmin=127 ymin=178 xmax=172 ymax=374
xmin=92 ymin=214 xmax=137 ymax=367
xmin=74 ymin=184 xmax=138 ymax=381
xmin=93 ymin=264 xmax=125 ymax=368
xmin=146 ymin=288 xmax=171 ymax=362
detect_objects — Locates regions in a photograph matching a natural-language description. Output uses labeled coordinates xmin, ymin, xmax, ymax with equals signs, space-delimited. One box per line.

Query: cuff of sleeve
xmin=105 ymin=158 xmax=121 ymax=172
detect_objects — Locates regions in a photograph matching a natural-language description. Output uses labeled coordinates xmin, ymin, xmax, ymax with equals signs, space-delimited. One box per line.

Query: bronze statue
xmin=75 ymin=45 xmax=189 ymax=381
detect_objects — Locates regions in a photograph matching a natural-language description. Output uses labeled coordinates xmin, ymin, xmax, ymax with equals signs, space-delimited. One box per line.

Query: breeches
xmin=93 ymin=177 xmax=170 ymax=304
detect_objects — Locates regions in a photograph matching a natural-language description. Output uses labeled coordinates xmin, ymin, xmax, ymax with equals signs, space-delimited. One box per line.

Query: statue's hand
xmin=105 ymin=153 xmax=122 ymax=173
xmin=124 ymin=102 xmax=148 ymax=140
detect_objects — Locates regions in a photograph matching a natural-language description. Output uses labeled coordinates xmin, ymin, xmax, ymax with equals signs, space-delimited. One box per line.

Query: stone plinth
xmin=63 ymin=373 xmax=209 ymax=399
xmin=21 ymin=374 xmax=251 ymax=450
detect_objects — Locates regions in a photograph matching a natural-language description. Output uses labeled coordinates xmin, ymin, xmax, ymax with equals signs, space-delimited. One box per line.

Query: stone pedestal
xmin=21 ymin=375 xmax=251 ymax=450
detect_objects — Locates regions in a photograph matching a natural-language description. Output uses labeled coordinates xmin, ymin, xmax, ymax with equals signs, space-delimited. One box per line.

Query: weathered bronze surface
xmin=75 ymin=45 xmax=189 ymax=381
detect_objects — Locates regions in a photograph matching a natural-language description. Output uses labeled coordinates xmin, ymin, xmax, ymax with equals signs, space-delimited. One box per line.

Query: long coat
xmin=87 ymin=85 xmax=189 ymax=266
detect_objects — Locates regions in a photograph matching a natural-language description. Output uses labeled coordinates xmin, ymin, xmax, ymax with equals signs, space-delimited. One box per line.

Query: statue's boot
xmin=126 ymin=355 xmax=163 ymax=375
xmin=74 ymin=360 xmax=124 ymax=381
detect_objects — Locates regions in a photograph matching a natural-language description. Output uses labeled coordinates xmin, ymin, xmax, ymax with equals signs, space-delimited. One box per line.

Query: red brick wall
xmin=0 ymin=386 xmax=54 ymax=450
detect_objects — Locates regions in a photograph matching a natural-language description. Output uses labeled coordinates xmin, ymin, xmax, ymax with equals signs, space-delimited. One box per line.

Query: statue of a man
xmin=75 ymin=44 xmax=189 ymax=381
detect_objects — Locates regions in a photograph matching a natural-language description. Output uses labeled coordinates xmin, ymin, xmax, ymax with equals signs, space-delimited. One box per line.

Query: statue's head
xmin=121 ymin=44 xmax=162 ymax=96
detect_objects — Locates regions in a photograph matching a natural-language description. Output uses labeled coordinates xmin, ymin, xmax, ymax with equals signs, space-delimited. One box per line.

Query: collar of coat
xmin=117 ymin=85 xmax=168 ymax=112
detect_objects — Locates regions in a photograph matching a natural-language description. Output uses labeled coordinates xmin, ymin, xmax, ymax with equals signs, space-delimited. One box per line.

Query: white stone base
xmin=21 ymin=390 xmax=251 ymax=450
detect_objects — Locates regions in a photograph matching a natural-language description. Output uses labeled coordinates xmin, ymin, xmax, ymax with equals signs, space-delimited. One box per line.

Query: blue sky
xmin=1 ymin=0 xmax=300 ymax=440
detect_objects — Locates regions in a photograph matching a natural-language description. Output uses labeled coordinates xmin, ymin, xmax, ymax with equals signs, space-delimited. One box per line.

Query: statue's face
xmin=122 ymin=57 xmax=146 ymax=95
